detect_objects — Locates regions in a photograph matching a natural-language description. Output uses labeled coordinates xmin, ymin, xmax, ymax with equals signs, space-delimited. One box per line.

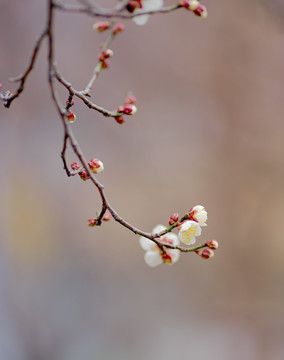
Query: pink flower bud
xmin=88 ymin=218 xmax=97 ymax=227
xmin=113 ymin=23 xmax=125 ymax=35
xmin=125 ymin=95 xmax=137 ymax=105
xmin=206 ymin=240 xmax=219 ymax=250
xmin=0 ymin=83 xmax=2 ymax=90
xmin=93 ymin=21 xmax=110 ymax=32
xmin=123 ymin=103 xmax=137 ymax=115
xmin=71 ymin=161 xmax=80 ymax=170
xmin=194 ymin=4 xmax=207 ymax=18
xmin=88 ymin=158 xmax=104 ymax=174
xmin=115 ymin=115 xmax=126 ymax=125
xmin=66 ymin=110 xmax=76 ymax=123
xmin=196 ymin=248 xmax=214 ymax=259
xmin=102 ymin=212 xmax=111 ymax=221
xmin=169 ymin=212 xmax=179 ymax=225
xmin=98 ymin=49 xmax=113 ymax=61
xmin=79 ymin=170 xmax=90 ymax=181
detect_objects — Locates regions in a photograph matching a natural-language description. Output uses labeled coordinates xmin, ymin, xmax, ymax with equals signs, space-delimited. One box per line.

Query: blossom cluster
xmin=139 ymin=205 xmax=218 ymax=267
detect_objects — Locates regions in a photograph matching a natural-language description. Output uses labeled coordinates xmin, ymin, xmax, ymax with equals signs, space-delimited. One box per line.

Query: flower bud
xmin=79 ymin=170 xmax=90 ymax=181
xmin=196 ymin=248 xmax=214 ymax=259
xmin=66 ymin=99 xmax=75 ymax=107
xmin=125 ymin=95 xmax=137 ymax=105
xmin=113 ymin=23 xmax=125 ymax=35
xmin=66 ymin=110 xmax=76 ymax=123
xmin=0 ymin=83 xmax=2 ymax=90
xmin=123 ymin=104 xmax=137 ymax=115
xmin=115 ymin=115 xmax=126 ymax=125
xmin=179 ymin=1 xmax=200 ymax=10
xmin=93 ymin=21 xmax=110 ymax=32
xmin=169 ymin=212 xmax=179 ymax=225
xmin=206 ymin=240 xmax=219 ymax=250
xmin=71 ymin=161 xmax=80 ymax=171
xmin=194 ymin=4 xmax=207 ymax=18
xmin=88 ymin=218 xmax=97 ymax=227
xmin=88 ymin=158 xmax=104 ymax=174
xmin=101 ymin=60 xmax=110 ymax=70
xmin=98 ymin=49 xmax=113 ymax=61
xmin=102 ymin=212 xmax=111 ymax=221
xmin=126 ymin=1 xmax=142 ymax=13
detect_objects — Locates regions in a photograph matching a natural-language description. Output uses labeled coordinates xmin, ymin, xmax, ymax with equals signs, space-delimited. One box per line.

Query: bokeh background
xmin=1 ymin=0 xmax=284 ymax=359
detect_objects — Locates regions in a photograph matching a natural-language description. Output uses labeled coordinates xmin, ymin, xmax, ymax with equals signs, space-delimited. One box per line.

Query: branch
xmin=3 ymin=28 xmax=48 ymax=108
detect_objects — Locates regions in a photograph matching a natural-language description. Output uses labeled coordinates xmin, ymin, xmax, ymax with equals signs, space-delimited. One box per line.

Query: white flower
xmin=133 ymin=0 xmax=164 ymax=26
xmin=190 ymin=205 xmax=207 ymax=227
xmin=178 ymin=220 xmax=202 ymax=245
xmin=139 ymin=224 xmax=180 ymax=267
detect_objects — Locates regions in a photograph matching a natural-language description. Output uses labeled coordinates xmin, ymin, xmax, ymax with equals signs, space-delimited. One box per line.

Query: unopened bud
xmin=99 ymin=49 xmax=113 ymax=61
xmin=123 ymin=104 xmax=137 ymax=115
xmin=79 ymin=170 xmax=90 ymax=181
xmin=88 ymin=158 xmax=104 ymax=174
xmin=194 ymin=4 xmax=207 ymax=18
xmin=88 ymin=218 xmax=97 ymax=227
xmin=179 ymin=1 xmax=200 ymax=10
xmin=101 ymin=60 xmax=110 ymax=70
xmin=115 ymin=115 xmax=126 ymax=125
xmin=113 ymin=23 xmax=125 ymax=35
xmin=66 ymin=99 xmax=75 ymax=108
xmin=66 ymin=110 xmax=76 ymax=123
xmin=126 ymin=1 xmax=142 ymax=13
xmin=196 ymin=248 xmax=214 ymax=259
xmin=71 ymin=161 xmax=80 ymax=171
xmin=206 ymin=240 xmax=219 ymax=250
xmin=125 ymin=95 xmax=137 ymax=105
xmin=102 ymin=212 xmax=111 ymax=221
xmin=169 ymin=213 xmax=179 ymax=225
xmin=93 ymin=21 xmax=110 ymax=32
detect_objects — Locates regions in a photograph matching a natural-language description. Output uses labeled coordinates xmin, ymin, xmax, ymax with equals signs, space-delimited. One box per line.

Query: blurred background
xmin=1 ymin=0 xmax=284 ymax=359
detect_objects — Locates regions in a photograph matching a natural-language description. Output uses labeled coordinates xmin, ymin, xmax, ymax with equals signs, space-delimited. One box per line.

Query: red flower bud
xmin=88 ymin=218 xmax=97 ymax=227
xmin=79 ymin=170 xmax=90 ymax=181
xmin=71 ymin=161 xmax=80 ymax=171
xmin=169 ymin=213 xmax=179 ymax=225
xmin=115 ymin=115 xmax=126 ymax=125
xmin=66 ymin=110 xmax=76 ymax=123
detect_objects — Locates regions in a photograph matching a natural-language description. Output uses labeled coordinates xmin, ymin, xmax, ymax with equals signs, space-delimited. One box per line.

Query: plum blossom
xmin=189 ymin=205 xmax=207 ymax=226
xmin=132 ymin=0 xmax=164 ymax=26
xmin=139 ymin=224 xmax=180 ymax=267
xmin=178 ymin=220 xmax=201 ymax=245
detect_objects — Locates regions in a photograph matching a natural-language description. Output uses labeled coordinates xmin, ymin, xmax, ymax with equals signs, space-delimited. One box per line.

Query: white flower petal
xmin=161 ymin=232 xmax=179 ymax=246
xmin=139 ymin=236 xmax=156 ymax=251
xmin=133 ymin=14 xmax=150 ymax=26
xmin=133 ymin=0 xmax=164 ymax=25
xmin=178 ymin=220 xmax=201 ymax=245
xmin=167 ymin=249 xmax=180 ymax=264
xmin=144 ymin=250 xmax=163 ymax=267
xmin=152 ymin=224 xmax=167 ymax=235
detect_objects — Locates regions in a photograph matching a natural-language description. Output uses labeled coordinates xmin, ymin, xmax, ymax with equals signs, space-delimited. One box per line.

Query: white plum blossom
xmin=133 ymin=0 xmax=164 ymax=26
xmin=190 ymin=205 xmax=207 ymax=226
xmin=178 ymin=220 xmax=202 ymax=245
xmin=139 ymin=224 xmax=180 ymax=267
